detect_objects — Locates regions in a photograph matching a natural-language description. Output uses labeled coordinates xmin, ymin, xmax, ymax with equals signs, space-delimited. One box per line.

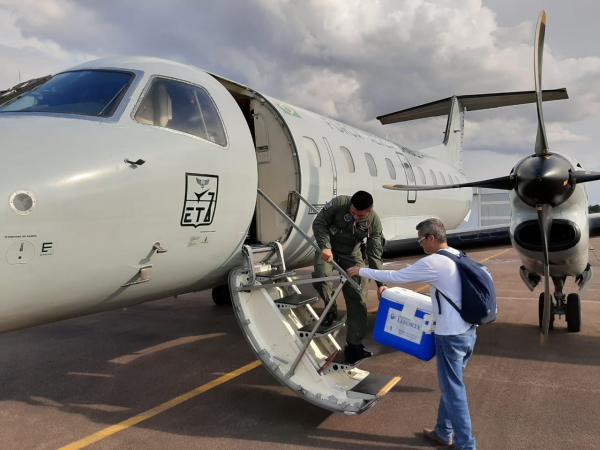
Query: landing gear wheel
xmin=538 ymin=293 xmax=554 ymax=331
xmin=212 ymin=284 xmax=232 ymax=306
xmin=566 ymin=293 xmax=581 ymax=332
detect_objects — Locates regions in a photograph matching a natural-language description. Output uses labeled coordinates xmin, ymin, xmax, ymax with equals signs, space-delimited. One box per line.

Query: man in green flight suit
xmin=312 ymin=190 xmax=386 ymax=363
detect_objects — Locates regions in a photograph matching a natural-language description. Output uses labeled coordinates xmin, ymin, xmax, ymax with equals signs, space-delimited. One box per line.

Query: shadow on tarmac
xmin=474 ymin=321 xmax=600 ymax=366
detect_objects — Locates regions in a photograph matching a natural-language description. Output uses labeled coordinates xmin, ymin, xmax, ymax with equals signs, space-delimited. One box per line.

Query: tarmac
xmin=1 ymin=238 xmax=600 ymax=449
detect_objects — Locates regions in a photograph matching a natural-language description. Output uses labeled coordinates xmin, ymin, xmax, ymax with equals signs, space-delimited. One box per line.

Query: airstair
xmin=228 ymin=189 xmax=400 ymax=414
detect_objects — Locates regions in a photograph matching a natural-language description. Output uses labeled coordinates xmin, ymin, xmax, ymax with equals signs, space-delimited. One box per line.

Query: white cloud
xmin=0 ymin=6 xmax=94 ymax=87
xmin=0 ymin=0 xmax=599 ymax=202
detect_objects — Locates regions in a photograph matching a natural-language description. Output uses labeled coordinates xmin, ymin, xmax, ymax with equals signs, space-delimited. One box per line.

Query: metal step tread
xmin=256 ymin=270 xmax=296 ymax=280
xmin=274 ymin=293 xmax=319 ymax=308
xmin=318 ymin=350 xmax=363 ymax=375
xmin=349 ymin=373 xmax=401 ymax=398
xmin=298 ymin=319 xmax=345 ymax=336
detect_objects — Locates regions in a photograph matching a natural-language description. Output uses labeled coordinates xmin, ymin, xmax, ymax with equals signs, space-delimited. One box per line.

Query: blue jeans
xmin=434 ymin=327 xmax=477 ymax=450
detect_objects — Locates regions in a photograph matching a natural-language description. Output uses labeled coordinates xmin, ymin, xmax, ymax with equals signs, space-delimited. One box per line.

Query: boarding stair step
xmin=256 ymin=269 xmax=296 ymax=281
xmin=347 ymin=373 xmax=401 ymax=400
xmin=318 ymin=350 xmax=366 ymax=375
xmin=297 ymin=319 xmax=345 ymax=339
xmin=274 ymin=293 xmax=319 ymax=309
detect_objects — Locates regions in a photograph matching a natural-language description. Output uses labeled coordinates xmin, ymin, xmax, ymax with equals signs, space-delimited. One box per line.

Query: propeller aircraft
xmin=381 ymin=11 xmax=600 ymax=339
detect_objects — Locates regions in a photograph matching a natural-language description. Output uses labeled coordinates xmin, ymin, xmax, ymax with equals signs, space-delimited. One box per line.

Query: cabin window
xmin=0 ymin=70 xmax=133 ymax=117
xmin=439 ymin=172 xmax=447 ymax=185
xmin=134 ymin=77 xmax=227 ymax=146
xmin=430 ymin=169 xmax=438 ymax=185
xmin=417 ymin=166 xmax=426 ymax=184
xmin=385 ymin=158 xmax=396 ymax=179
xmin=301 ymin=136 xmax=322 ymax=167
xmin=339 ymin=146 xmax=355 ymax=173
xmin=364 ymin=153 xmax=378 ymax=176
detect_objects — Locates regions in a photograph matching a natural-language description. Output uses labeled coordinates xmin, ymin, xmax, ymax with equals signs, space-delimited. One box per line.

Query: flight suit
xmin=312 ymin=195 xmax=384 ymax=345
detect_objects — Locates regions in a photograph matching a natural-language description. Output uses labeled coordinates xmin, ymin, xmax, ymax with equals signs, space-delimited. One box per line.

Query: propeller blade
xmin=534 ymin=10 xmax=549 ymax=156
xmin=383 ymin=175 xmax=515 ymax=192
xmin=537 ymin=204 xmax=553 ymax=341
xmin=571 ymin=170 xmax=600 ymax=184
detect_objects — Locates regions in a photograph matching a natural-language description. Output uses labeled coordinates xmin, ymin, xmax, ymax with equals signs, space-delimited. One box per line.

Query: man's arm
xmin=312 ymin=197 xmax=340 ymax=250
xmin=366 ymin=213 xmax=385 ymax=287
xmin=357 ymin=258 xmax=440 ymax=285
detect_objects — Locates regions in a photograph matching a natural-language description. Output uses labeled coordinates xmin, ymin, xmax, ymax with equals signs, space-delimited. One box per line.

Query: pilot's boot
xmin=344 ymin=342 xmax=373 ymax=364
xmin=322 ymin=302 xmax=338 ymax=327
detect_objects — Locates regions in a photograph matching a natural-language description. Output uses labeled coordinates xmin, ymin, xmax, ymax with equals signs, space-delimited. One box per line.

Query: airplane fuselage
xmin=0 ymin=57 xmax=470 ymax=332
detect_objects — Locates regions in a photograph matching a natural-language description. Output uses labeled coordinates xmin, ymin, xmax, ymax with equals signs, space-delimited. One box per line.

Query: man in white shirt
xmin=347 ymin=218 xmax=477 ymax=450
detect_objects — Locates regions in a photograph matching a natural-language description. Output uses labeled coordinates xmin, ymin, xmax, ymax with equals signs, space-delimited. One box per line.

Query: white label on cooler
xmin=384 ymin=308 xmax=424 ymax=344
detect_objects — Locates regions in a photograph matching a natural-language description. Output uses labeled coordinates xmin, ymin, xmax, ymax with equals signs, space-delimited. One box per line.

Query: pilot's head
xmin=350 ymin=191 xmax=373 ymax=221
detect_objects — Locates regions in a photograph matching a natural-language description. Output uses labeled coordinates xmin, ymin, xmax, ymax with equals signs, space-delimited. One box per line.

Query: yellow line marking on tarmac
xmin=477 ymin=247 xmax=511 ymax=264
xmin=58 ymin=360 xmax=262 ymax=450
xmin=368 ymin=248 xmax=512 ymax=312
xmin=109 ymin=333 xmax=226 ymax=364
xmin=67 ymin=372 xmax=114 ymax=379
xmin=377 ymin=376 xmax=402 ymax=397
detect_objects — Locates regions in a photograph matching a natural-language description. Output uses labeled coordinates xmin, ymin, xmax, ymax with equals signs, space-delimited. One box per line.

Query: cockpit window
xmin=134 ymin=77 xmax=227 ymax=147
xmin=0 ymin=70 xmax=133 ymax=117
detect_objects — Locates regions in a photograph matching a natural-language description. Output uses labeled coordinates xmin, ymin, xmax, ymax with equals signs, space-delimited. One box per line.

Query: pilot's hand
xmin=377 ymin=285 xmax=388 ymax=300
xmin=321 ymin=248 xmax=334 ymax=263
xmin=346 ymin=266 xmax=361 ymax=277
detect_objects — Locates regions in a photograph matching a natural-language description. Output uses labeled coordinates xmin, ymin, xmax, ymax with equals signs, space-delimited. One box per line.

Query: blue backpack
xmin=435 ymin=250 xmax=497 ymax=325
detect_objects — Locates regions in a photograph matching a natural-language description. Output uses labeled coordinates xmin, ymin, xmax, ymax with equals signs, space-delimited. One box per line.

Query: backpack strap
xmin=434 ymin=249 xmax=463 ymax=316
xmin=437 ymin=249 xmax=465 ymax=260
xmin=435 ymin=289 xmax=462 ymax=315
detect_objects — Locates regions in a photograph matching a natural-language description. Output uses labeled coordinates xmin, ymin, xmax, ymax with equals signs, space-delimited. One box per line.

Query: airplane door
xmin=322 ymin=137 xmax=338 ymax=196
xmin=396 ymin=152 xmax=417 ymax=203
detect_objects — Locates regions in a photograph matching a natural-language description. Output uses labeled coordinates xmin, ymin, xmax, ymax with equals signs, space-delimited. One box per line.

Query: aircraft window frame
xmin=429 ymin=169 xmax=438 ymax=185
xmin=364 ymin=152 xmax=378 ymax=177
xmin=0 ymin=69 xmax=136 ymax=118
xmin=133 ymin=75 xmax=228 ymax=147
xmin=339 ymin=146 xmax=355 ymax=173
xmin=384 ymin=157 xmax=396 ymax=179
xmin=417 ymin=166 xmax=426 ymax=184
xmin=301 ymin=136 xmax=322 ymax=167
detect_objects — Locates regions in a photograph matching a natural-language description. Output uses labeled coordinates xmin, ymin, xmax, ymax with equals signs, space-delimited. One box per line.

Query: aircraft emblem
xmin=181 ymin=173 xmax=219 ymax=227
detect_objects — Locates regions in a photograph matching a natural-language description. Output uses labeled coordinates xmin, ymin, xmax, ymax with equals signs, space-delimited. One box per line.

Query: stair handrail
xmin=285 ymin=281 xmax=344 ymax=379
xmin=257 ymin=188 xmax=361 ymax=293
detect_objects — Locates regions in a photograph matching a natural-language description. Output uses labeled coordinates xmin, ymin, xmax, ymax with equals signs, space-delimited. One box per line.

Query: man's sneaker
xmin=344 ymin=343 xmax=373 ymax=364
xmin=422 ymin=428 xmax=452 ymax=447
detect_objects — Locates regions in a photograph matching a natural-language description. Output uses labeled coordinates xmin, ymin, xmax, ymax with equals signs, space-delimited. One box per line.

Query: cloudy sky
xmin=1 ymin=0 xmax=599 ymax=203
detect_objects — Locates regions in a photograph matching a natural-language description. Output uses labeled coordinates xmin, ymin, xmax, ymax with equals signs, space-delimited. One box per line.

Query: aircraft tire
xmin=212 ymin=284 xmax=232 ymax=306
xmin=566 ymin=293 xmax=581 ymax=332
xmin=538 ymin=293 xmax=554 ymax=331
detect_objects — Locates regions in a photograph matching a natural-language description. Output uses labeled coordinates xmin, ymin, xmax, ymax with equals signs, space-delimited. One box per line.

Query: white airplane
xmin=383 ymin=11 xmax=600 ymax=339
xmin=0 ymin=51 xmax=567 ymax=413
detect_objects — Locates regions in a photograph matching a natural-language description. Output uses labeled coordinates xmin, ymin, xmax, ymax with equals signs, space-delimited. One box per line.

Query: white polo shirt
xmin=358 ymin=247 xmax=472 ymax=335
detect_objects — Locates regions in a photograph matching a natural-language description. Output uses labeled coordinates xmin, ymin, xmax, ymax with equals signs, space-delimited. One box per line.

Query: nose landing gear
xmin=537 ymin=281 xmax=581 ymax=333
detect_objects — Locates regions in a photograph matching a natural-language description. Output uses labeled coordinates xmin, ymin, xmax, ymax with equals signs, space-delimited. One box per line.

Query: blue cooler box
xmin=373 ymin=287 xmax=436 ymax=361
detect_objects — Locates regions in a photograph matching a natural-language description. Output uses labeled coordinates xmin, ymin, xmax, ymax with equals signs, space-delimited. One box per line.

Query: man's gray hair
xmin=416 ymin=218 xmax=447 ymax=243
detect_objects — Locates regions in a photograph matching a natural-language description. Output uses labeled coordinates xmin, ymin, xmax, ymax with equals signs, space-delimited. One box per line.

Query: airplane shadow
xmin=474 ymin=321 xmax=600 ymax=366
